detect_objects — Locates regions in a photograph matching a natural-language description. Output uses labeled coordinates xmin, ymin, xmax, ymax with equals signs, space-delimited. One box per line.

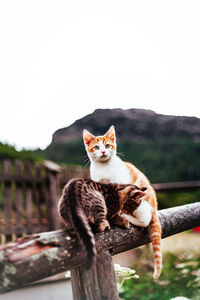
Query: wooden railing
xmin=0 ymin=159 xmax=89 ymax=243
xmin=152 ymin=180 xmax=200 ymax=192
xmin=0 ymin=202 xmax=200 ymax=298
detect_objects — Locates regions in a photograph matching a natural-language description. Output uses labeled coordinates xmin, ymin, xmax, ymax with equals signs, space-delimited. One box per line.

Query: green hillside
xmin=0 ymin=142 xmax=42 ymax=163
xmin=1 ymin=108 xmax=200 ymax=185
xmin=38 ymin=138 xmax=200 ymax=184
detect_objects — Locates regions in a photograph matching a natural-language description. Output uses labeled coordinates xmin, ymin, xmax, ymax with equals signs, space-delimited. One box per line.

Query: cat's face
xmin=117 ymin=184 xmax=146 ymax=214
xmin=83 ymin=125 xmax=116 ymax=163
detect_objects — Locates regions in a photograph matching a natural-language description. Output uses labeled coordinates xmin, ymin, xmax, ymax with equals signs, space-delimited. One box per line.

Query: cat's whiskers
xmin=116 ymin=151 xmax=125 ymax=158
xmin=83 ymin=155 xmax=90 ymax=167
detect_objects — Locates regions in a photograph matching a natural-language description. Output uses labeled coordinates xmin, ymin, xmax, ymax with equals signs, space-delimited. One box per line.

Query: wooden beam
xmin=0 ymin=202 xmax=200 ymax=293
xmin=71 ymin=250 xmax=118 ymax=300
xmin=153 ymin=180 xmax=200 ymax=192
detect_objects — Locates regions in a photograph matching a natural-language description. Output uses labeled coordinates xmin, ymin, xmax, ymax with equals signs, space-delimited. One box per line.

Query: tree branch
xmin=0 ymin=202 xmax=200 ymax=293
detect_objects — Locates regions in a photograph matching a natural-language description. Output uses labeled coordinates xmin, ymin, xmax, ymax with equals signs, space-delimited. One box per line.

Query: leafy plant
xmin=114 ymin=264 xmax=139 ymax=293
xmin=119 ymin=253 xmax=200 ymax=300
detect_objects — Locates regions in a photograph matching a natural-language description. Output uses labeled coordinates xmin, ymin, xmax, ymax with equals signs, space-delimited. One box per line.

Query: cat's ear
xmin=131 ymin=190 xmax=146 ymax=200
xmin=83 ymin=129 xmax=95 ymax=147
xmin=105 ymin=125 xmax=116 ymax=143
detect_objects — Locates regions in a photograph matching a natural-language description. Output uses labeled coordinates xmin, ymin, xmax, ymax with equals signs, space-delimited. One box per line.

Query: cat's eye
xmin=105 ymin=144 xmax=110 ymax=149
xmin=94 ymin=145 xmax=100 ymax=150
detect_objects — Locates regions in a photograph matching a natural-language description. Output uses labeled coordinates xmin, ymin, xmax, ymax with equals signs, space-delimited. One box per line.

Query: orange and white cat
xmin=83 ymin=125 xmax=162 ymax=279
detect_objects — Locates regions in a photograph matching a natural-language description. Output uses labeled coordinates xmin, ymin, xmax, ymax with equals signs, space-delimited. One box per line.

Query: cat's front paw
xmin=120 ymin=218 xmax=130 ymax=228
xmin=112 ymin=215 xmax=130 ymax=228
xmin=97 ymin=219 xmax=111 ymax=232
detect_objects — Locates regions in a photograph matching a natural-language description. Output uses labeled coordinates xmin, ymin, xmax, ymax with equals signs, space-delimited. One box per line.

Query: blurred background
xmin=1 ymin=1 xmax=200 ymax=299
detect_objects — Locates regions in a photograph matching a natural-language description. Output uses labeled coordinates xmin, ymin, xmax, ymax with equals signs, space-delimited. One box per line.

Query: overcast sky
xmin=1 ymin=0 xmax=200 ymax=150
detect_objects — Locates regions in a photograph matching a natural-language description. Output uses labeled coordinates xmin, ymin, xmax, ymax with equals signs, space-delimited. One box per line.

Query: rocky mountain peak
xmin=51 ymin=108 xmax=200 ymax=145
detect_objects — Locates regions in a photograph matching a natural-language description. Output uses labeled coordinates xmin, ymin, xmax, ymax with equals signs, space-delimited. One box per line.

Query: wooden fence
xmin=0 ymin=158 xmax=200 ymax=244
xmin=0 ymin=159 xmax=89 ymax=244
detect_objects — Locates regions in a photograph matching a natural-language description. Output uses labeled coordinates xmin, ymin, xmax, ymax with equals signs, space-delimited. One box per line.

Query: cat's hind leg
xmin=89 ymin=215 xmax=110 ymax=232
xmin=90 ymin=203 xmax=110 ymax=233
xmin=97 ymin=219 xmax=110 ymax=232
xmin=110 ymin=213 xmax=130 ymax=228
xmin=89 ymin=214 xmax=110 ymax=232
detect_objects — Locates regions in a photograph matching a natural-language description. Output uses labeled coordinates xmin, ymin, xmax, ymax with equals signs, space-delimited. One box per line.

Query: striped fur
xmin=58 ymin=178 xmax=145 ymax=269
xmin=83 ymin=125 xmax=162 ymax=278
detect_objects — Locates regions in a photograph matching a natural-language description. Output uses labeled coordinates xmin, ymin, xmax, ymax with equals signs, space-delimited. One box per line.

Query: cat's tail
xmin=148 ymin=210 xmax=162 ymax=279
xmin=70 ymin=200 xmax=97 ymax=269
xmin=68 ymin=180 xmax=96 ymax=269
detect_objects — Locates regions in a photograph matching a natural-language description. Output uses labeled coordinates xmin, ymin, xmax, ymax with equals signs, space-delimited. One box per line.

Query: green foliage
xmin=36 ymin=139 xmax=200 ymax=208
xmin=1 ymin=136 xmax=200 ymax=190
xmin=117 ymin=140 xmax=200 ymax=183
xmin=0 ymin=142 xmax=42 ymax=162
xmin=39 ymin=139 xmax=200 ymax=184
xmin=157 ymin=191 xmax=200 ymax=210
xmin=36 ymin=141 xmax=87 ymax=165
xmin=119 ymin=253 xmax=200 ymax=300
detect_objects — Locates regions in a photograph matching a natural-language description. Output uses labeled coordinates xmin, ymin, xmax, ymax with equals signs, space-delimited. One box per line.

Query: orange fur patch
xmin=83 ymin=125 xmax=162 ymax=278
xmin=87 ymin=136 xmax=116 ymax=152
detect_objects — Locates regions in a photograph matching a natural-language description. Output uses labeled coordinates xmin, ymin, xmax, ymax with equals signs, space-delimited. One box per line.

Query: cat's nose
xmin=101 ymin=151 xmax=105 ymax=155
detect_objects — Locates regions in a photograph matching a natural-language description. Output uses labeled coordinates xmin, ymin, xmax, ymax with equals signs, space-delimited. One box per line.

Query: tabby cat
xmin=58 ymin=178 xmax=145 ymax=268
xmin=83 ymin=125 xmax=162 ymax=278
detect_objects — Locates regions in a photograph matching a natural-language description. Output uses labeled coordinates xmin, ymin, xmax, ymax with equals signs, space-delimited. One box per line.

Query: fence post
xmin=3 ymin=160 xmax=13 ymax=242
xmin=71 ymin=250 xmax=119 ymax=300
xmin=43 ymin=160 xmax=61 ymax=230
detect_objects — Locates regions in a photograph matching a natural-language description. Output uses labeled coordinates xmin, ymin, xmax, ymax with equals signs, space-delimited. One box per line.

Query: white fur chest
xmin=90 ymin=156 xmax=131 ymax=184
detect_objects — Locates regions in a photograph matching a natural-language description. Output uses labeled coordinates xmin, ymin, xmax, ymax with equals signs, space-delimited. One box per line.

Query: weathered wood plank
xmin=14 ymin=161 xmax=24 ymax=235
xmin=3 ymin=160 xmax=13 ymax=240
xmin=44 ymin=167 xmax=60 ymax=231
xmin=0 ymin=173 xmax=48 ymax=185
xmin=71 ymin=250 xmax=118 ymax=300
xmin=96 ymin=250 xmax=119 ymax=300
xmin=153 ymin=180 xmax=200 ymax=192
xmin=34 ymin=164 xmax=42 ymax=228
xmin=24 ymin=163 xmax=33 ymax=234
xmin=0 ymin=182 xmax=3 ymax=243
xmin=71 ymin=261 xmax=102 ymax=300
xmin=0 ymin=202 xmax=200 ymax=293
